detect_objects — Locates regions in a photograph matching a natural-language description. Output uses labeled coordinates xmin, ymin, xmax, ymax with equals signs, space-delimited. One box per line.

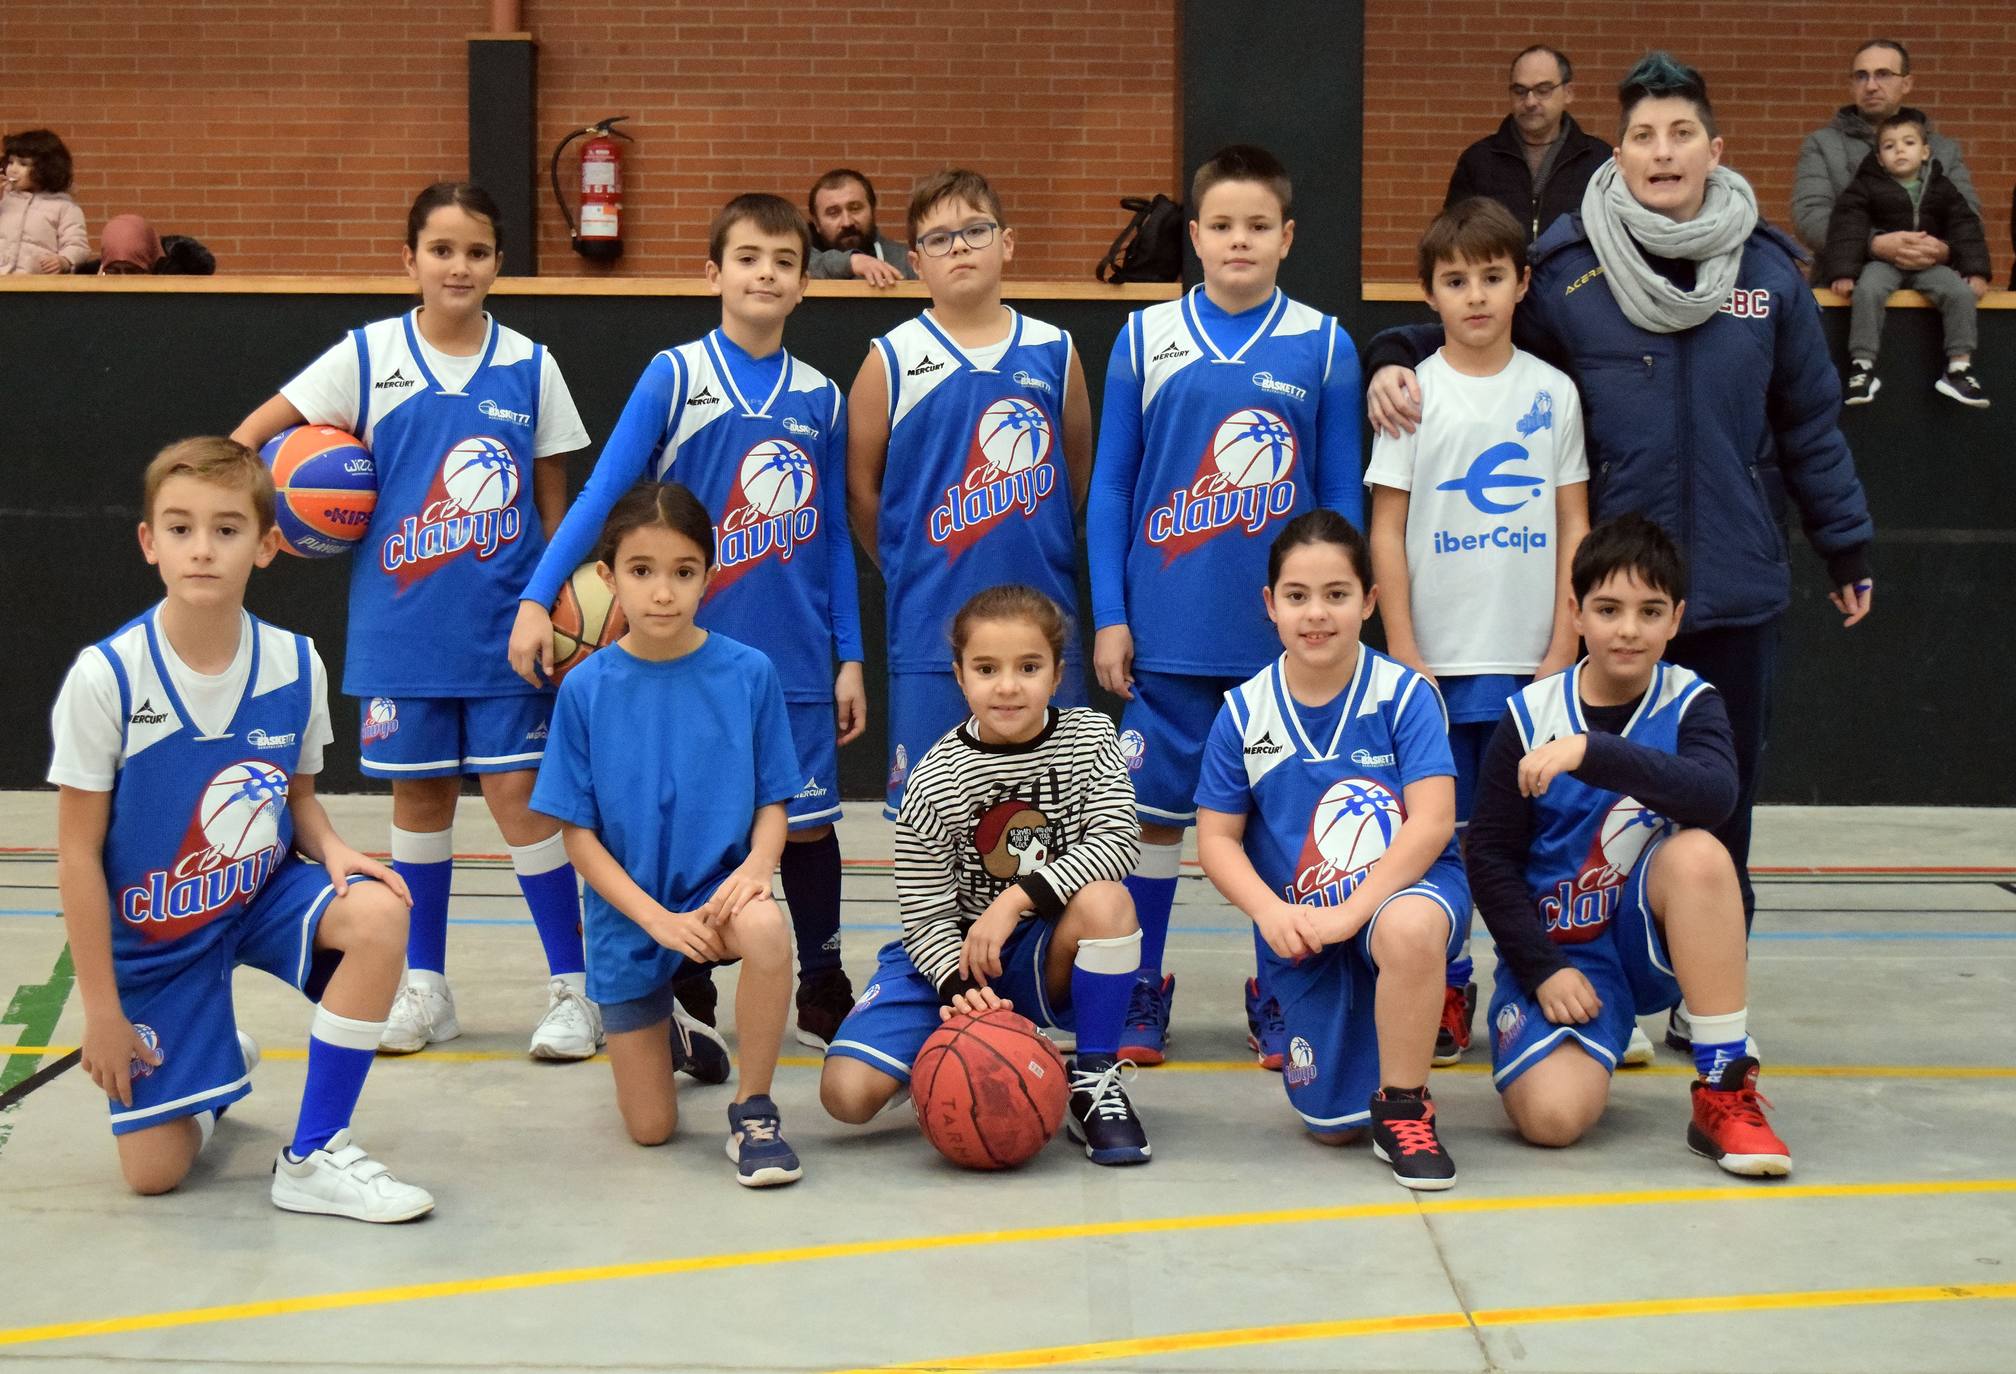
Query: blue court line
xmin=3 ymin=907 xmax=2015 ymax=941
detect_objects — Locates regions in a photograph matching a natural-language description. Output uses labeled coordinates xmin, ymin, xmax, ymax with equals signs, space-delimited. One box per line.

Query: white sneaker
xmin=378 ymin=974 xmax=460 ymax=1054
xmin=238 ymin=1030 xmax=261 ymax=1074
xmin=528 ymin=978 xmax=604 ymax=1061
xmin=271 ymin=1129 xmax=434 ymax=1223
xmin=1622 ymin=1024 xmax=1656 ymax=1067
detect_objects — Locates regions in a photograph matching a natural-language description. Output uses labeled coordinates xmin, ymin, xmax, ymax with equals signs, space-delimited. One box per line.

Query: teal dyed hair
xmin=1618 ymin=52 xmax=1717 ymax=138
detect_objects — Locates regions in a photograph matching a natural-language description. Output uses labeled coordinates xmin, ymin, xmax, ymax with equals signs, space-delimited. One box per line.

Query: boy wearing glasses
xmin=846 ymin=169 xmax=1093 ymax=819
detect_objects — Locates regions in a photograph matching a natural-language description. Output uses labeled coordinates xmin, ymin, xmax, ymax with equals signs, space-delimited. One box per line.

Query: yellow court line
xmin=1 ymin=1178 xmax=2011 ymax=1348
xmin=829 ymin=1280 xmax=2016 ymax=1373
xmin=6 ymin=1043 xmax=2016 ymax=1078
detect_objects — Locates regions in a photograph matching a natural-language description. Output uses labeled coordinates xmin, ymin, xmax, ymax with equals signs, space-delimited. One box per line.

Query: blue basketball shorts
xmin=825 ymin=923 xmax=1066 ymax=1083
xmin=1266 ymin=855 xmax=1468 ymax=1135
xmin=1487 ymin=833 xmax=1682 ymax=1092
xmin=107 ymin=858 xmax=350 ymax=1136
xmin=883 ymin=664 xmax=1087 ymax=819
xmin=356 ymin=692 xmax=552 ymax=780
xmin=784 ymin=699 xmax=842 ymax=830
xmin=1121 ymin=669 xmax=1247 ymax=827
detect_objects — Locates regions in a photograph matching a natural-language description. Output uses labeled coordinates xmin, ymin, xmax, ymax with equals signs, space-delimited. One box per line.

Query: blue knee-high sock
xmin=290 ymin=1007 xmax=384 ymax=1158
xmin=511 ymin=834 xmax=585 ymax=979
xmin=1123 ymin=842 xmax=1181 ymax=979
xmin=779 ymin=832 xmax=843 ymax=977
xmin=1071 ymin=931 xmax=1143 ymax=1058
xmin=392 ymin=826 xmax=453 ymax=975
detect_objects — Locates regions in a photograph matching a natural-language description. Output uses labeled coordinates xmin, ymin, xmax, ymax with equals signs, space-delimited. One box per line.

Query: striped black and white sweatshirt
xmin=894 ymin=707 xmax=1141 ymax=997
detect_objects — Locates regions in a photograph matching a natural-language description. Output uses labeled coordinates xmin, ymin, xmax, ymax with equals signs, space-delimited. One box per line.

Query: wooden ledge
xmin=1363 ymin=280 xmax=2016 ymax=309
xmin=0 ymin=275 xmax=1181 ymax=301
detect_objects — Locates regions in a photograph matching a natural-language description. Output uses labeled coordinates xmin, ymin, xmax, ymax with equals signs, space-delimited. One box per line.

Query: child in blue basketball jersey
xmin=514 ymin=194 xmax=864 ymax=1058
xmin=530 ymin=482 xmax=803 ymax=1186
xmin=1465 ymin=515 xmax=1790 ymax=1176
xmin=50 ymin=439 xmax=432 ymax=1221
xmin=232 ymin=183 xmax=600 ymax=1063
xmin=819 ymin=585 xmax=1152 ymax=1166
xmin=1086 ymin=145 xmax=1363 ymax=1066
xmin=846 ymin=169 xmax=1093 ymax=821
xmin=1365 ymin=199 xmax=1590 ymax=1070
xmin=1196 ymin=512 xmax=1465 ymax=1190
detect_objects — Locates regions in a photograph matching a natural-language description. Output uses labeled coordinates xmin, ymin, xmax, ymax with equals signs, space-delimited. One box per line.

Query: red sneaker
xmin=1687 ymin=1057 xmax=1791 ymax=1177
xmin=1432 ymin=982 xmax=1475 ymax=1067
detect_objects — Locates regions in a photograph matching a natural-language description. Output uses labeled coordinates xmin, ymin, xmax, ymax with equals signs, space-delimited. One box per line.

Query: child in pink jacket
xmin=3 ymin=129 xmax=89 ymax=274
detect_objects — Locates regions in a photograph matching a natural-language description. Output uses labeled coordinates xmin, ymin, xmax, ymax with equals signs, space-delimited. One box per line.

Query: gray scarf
xmin=1580 ymin=160 xmax=1759 ymax=333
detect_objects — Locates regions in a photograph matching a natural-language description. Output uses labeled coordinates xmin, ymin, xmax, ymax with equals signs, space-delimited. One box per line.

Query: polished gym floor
xmin=3 ymin=793 xmax=2012 ymax=1372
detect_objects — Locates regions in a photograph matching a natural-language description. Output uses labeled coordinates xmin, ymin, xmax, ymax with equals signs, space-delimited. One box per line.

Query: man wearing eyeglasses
xmin=1792 ymin=39 xmax=1980 ymax=274
xmin=1444 ymin=45 xmax=1611 ymax=243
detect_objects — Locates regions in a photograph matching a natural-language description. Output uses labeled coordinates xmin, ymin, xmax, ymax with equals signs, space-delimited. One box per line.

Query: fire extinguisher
xmin=549 ymin=116 xmax=633 ymax=261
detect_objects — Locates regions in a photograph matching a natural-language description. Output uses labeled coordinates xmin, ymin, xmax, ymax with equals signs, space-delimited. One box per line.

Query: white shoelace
xmin=1071 ymin=1060 xmax=1137 ymax=1122
xmin=388 ymin=983 xmax=434 ymax=1035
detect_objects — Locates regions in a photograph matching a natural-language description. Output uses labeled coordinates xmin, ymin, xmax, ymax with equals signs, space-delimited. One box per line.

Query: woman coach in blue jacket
xmin=1363 ymin=54 xmax=1874 ymax=993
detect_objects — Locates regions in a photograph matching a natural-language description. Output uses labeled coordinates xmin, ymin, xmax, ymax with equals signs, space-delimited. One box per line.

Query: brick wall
xmin=11 ymin=6 xmax=2009 ymax=285
xmin=1364 ymin=3 xmax=2016 ymax=281
xmin=1 ymin=1 xmax=1176 ymax=278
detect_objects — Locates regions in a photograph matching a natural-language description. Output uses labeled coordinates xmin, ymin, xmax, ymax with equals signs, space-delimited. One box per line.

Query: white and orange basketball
xmin=1211 ymin=408 xmax=1296 ymax=487
xmin=259 ymin=425 xmax=377 ymax=558
xmin=1310 ymin=777 xmax=1404 ymax=876
xmin=975 ymin=397 xmax=1052 ymax=474
xmin=199 ymin=761 xmax=289 ymax=861
xmin=441 ymin=437 xmax=519 ymax=513
xmin=549 ymin=561 xmax=627 ymax=683
xmin=739 ymin=439 xmax=816 ymax=516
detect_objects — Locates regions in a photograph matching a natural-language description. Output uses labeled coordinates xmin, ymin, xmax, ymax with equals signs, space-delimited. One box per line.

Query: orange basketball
xmin=549 ymin=561 xmax=626 ymax=683
xmin=913 ymin=1007 xmax=1068 ymax=1170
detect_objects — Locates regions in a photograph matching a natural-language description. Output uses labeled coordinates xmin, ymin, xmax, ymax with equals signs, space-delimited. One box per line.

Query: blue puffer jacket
xmin=1367 ymin=214 xmax=1873 ymax=630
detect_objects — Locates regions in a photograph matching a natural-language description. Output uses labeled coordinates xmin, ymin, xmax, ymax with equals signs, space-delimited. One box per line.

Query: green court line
xmin=0 ymin=943 xmax=74 ymax=1157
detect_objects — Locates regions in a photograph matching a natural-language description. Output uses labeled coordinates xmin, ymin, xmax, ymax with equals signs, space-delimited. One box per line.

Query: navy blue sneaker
xmin=1065 ymin=1056 xmax=1151 ymax=1166
xmin=1245 ymin=976 xmax=1286 ymax=1070
xmin=671 ymin=1004 xmax=731 ymax=1086
xmin=726 ymin=1095 xmax=801 ymax=1187
xmin=1117 ymin=973 xmax=1172 ymax=1065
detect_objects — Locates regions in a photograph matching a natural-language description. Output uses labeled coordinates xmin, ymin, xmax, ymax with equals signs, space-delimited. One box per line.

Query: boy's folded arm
xmin=1573 ymin=692 xmax=1739 ymax=828
xmin=1466 ymin=717 xmax=1570 ymax=996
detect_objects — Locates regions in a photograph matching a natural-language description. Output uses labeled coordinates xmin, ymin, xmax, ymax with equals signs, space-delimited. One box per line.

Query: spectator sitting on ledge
xmin=807 ymin=168 xmax=916 ymax=286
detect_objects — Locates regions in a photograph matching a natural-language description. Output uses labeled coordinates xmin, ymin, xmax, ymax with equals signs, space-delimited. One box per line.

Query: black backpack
xmin=1096 ymin=195 xmax=1184 ymax=283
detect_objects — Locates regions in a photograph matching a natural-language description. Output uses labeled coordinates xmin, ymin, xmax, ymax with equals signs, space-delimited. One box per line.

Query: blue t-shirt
xmin=1195 ymin=647 xmax=1456 ymax=906
xmin=524 ymin=332 xmax=862 ymax=702
xmin=530 ymin=632 xmax=799 ymax=1003
xmin=1087 ymin=287 xmax=1362 ymax=676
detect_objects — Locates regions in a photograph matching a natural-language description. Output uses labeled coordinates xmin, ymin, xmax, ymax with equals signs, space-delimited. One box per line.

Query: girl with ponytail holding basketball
xmin=819 ymin=584 xmax=1154 ymax=1167
xmin=230 ymin=182 xmax=601 ymax=1064
xmin=514 ymin=193 xmax=865 ymax=1065
xmin=529 ymin=481 xmax=803 ymax=1186
xmin=1195 ymin=511 xmax=1468 ymax=1191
